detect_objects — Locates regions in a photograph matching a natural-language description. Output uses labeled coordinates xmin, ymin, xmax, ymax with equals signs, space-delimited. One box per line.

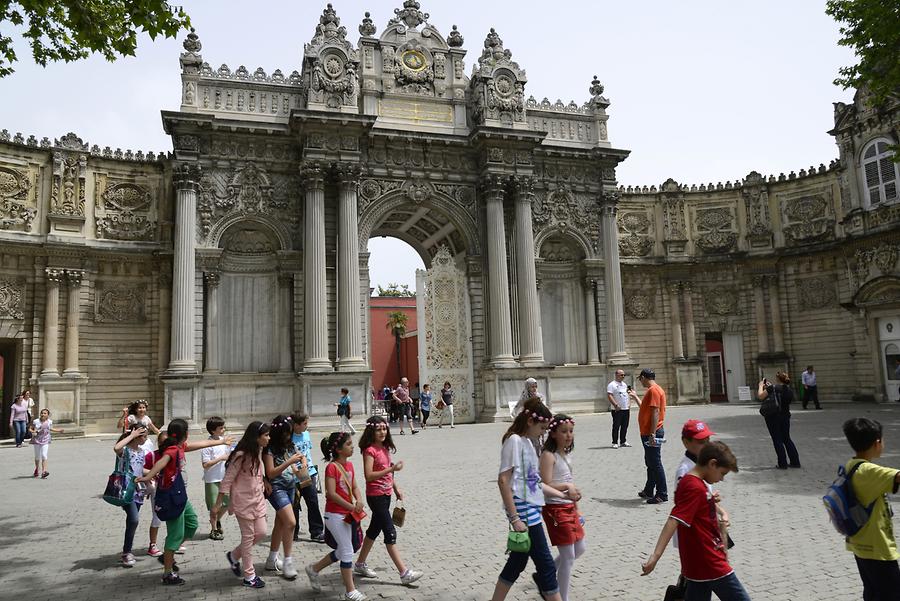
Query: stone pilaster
xmin=682 ymin=281 xmax=697 ymax=358
xmin=601 ymin=193 xmax=629 ymax=362
xmin=168 ymin=163 xmax=201 ymax=374
xmin=752 ymin=275 xmax=769 ymax=355
xmin=584 ymin=278 xmax=601 ymax=365
xmin=336 ymin=164 xmax=366 ymax=370
xmin=483 ymin=175 xmax=515 ymax=367
xmin=302 ymin=163 xmax=331 ymax=371
xmin=278 ymin=273 xmax=294 ymax=373
xmin=62 ymin=270 xmax=83 ymax=375
xmin=668 ymin=282 xmax=684 ymax=359
xmin=767 ymin=275 xmax=784 ymax=352
xmin=41 ymin=268 xmax=64 ymax=376
xmin=203 ymin=271 xmax=220 ymax=373
xmin=513 ymin=177 xmax=544 ymax=366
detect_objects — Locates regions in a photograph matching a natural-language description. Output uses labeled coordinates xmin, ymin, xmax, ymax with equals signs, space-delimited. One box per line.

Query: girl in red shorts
xmin=539 ymin=414 xmax=585 ymax=601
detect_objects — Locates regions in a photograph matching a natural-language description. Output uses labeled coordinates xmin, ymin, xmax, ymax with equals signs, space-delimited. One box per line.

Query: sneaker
xmin=305 ymin=564 xmax=322 ymax=592
xmin=399 ymin=430 xmax=405 ymax=435
xmin=175 ymin=545 xmax=186 ymax=554
xmin=121 ymin=553 xmax=136 ymax=568
xmin=646 ymin=496 xmax=668 ymax=505
xmin=622 ymin=442 xmax=632 ymax=447
xmin=161 ymin=573 xmax=185 ymax=586
xmin=157 ymin=556 xmax=180 ymax=572
xmin=450 ymin=425 xmax=455 ymax=428
xmin=611 ymin=443 xmax=619 ymax=449
xmin=265 ymin=555 xmax=283 ymax=573
xmin=226 ymin=551 xmax=241 ymax=577
xmin=242 ymin=576 xmax=265 ymax=589
xmin=283 ymin=556 xmax=298 ymax=580
xmin=411 ymin=429 xmax=419 ymax=435
xmin=343 ymin=591 xmax=367 ymax=601
xmin=400 ymin=568 xmax=423 ymax=585
xmin=637 ymin=491 xmax=650 ymax=499
xmin=147 ymin=544 xmax=163 ymax=557
xmin=311 ymin=534 xmax=325 ymax=544
xmin=354 ymin=562 xmax=378 ymax=578
xmin=41 ymin=471 xmax=49 ymax=479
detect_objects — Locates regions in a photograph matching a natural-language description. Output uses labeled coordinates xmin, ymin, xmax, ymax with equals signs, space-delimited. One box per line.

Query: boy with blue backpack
xmin=839 ymin=418 xmax=900 ymax=600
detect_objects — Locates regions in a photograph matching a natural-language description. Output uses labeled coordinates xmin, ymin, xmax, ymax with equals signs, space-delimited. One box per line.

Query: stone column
xmin=157 ymin=273 xmax=171 ymax=371
xmin=41 ymin=268 xmax=63 ymax=376
xmin=752 ymin=275 xmax=768 ymax=354
xmin=483 ymin=175 xmax=515 ymax=367
xmin=514 ymin=178 xmax=544 ymax=366
xmin=62 ymin=270 xmax=83 ymax=375
xmin=336 ymin=165 xmax=366 ymax=370
xmin=584 ymin=278 xmax=601 ymax=365
xmin=203 ymin=271 xmax=220 ymax=373
xmin=668 ymin=282 xmax=684 ymax=359
xmin=168 ymin=163 xmax=201 ymax=374
xmin=682 ymin=281 xmax=697 ymax=358
xmin=302 ymin=163 xmax=331 ymax=371
xmin=768 ymin=275 xmax=785 ymax=352
xmin=601 ymin=194 xmax=628 ymax=362
xmin=278 ymin=273 xmax=294 ymax=373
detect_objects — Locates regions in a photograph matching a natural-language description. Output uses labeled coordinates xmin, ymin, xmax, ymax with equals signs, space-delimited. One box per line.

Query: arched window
xmin=860 ymin=138 xmax=899 ymax=206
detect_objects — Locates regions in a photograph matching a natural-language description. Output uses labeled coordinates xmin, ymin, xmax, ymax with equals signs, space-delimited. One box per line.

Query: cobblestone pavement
xmin=2 ymin=402 xmax=899 ymax=601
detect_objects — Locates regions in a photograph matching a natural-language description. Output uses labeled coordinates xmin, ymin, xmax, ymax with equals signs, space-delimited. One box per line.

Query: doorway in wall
xmin=705 ymin=333 xmax=727 ymax=402
xmin=0 ymin=339 xmax=20 ymax=438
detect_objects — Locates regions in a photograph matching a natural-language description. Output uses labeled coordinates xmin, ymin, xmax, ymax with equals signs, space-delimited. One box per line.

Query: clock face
xmin=401 ymin=49 xmax=427 ymax=72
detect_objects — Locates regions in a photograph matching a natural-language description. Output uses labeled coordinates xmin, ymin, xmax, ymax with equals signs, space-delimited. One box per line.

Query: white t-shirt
xmin=607 ymin=380 xmax=629 ymax=409
xmin=200 ymin=437 xmax=229 ymax=483
xmin=499 ymin=434 xmax=544 ymax=507
xmin=545 ymin=451 xmax=575 ymax=506
xmin=127 ymin=414 xmax=152 ymax=428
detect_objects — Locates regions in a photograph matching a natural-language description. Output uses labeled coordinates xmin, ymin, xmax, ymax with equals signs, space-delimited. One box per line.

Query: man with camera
xmin=631 ymin=368 xmax=668 ymax=504
xmin=607 ymin=369 xmax=632 ymax=449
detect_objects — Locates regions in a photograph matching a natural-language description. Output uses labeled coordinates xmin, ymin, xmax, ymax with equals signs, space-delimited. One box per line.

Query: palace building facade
xmin=0 ymin=2 xmax=898 ymax=434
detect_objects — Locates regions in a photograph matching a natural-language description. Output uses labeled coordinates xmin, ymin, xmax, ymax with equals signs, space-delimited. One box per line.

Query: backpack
xmin=153 ymin=448 xmax=188 ymax=521
xmin=823 ymin=460 xmax=875 ymax=537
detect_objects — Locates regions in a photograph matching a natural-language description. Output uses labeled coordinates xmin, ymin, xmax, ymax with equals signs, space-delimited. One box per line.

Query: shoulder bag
xmin=758 ymin=386 xmax=780 ymax=418
xmin=323 ymin=461 xmax=365 ymax=552
xmin=102 ymin=448 xmax=136 ymax=507
xmin=506 ymin=442 xmax=531 ymax=554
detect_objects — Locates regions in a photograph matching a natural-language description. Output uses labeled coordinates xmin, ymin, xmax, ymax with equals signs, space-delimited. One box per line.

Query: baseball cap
xmin=639 ymin=368 xmax=655 ymax=380
xmin=682 ymin=419 xmax=715 ymax=440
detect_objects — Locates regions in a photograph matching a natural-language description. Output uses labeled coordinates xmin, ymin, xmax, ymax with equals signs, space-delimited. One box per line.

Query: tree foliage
xmin=826 ymin=0 xmax=900 ymax=105
xmin=0 ymin=1 xmax=191 ymax=77
xmin=377 ymin=282 xmax=415 ymax=297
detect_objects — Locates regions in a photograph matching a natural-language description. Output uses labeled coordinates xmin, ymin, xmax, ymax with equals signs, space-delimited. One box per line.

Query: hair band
xmin=548 ymin=418 xmax=575 ymax=429
xmin=524 ymin=409 xmax=549 ymax=421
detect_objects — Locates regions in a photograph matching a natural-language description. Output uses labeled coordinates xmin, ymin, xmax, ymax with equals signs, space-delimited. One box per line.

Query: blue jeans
xmin=293 ymin=474 xmax=324 ymax=538
xmin=268 ymin=485 xmax=295 ymax=511
xmin=122 ymin=501 xmax=143 ymax=554
xmin=685 ymin=572 xmax=751 ymax=601
xmin=641 ymin=427 xmax=667 ymax=499
xmin=498 ymin=523 xmax=559 ymax=595
xmin=12 ymin=420 xmax=27 ymax=445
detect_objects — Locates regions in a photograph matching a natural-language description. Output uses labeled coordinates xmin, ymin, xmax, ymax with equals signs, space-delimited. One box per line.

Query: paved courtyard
xmin=2 ymin=402 xmax=899 ymax=601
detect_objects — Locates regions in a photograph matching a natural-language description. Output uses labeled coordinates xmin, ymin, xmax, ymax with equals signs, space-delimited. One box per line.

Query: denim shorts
xmin=268 ymin=486 xmax=295 ymax=511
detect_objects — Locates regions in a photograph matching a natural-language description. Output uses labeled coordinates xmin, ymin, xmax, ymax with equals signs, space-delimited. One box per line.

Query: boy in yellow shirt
xmin=842 ymin=417 xmax=900 ymax=600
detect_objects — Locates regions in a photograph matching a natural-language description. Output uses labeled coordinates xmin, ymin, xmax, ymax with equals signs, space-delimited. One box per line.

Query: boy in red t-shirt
xmin=640 ymin=441 xmax=750 ymax=601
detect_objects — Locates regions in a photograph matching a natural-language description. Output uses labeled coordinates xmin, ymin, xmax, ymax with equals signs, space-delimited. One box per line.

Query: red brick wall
xmin=369 ymin=297 xmax=419 ymax=391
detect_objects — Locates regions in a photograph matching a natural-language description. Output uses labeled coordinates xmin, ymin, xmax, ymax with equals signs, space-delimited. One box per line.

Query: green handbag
xmin=506 ymin=442 xmax=532 ymax=554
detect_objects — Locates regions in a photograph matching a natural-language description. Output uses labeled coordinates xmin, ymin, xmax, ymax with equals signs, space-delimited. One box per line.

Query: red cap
xmin=682 ymin=419 xmax=715 ymax=440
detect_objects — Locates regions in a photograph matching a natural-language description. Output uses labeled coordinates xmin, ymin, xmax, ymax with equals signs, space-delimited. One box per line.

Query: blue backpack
xmin=823 ymin=461 xmax=875 ymax=537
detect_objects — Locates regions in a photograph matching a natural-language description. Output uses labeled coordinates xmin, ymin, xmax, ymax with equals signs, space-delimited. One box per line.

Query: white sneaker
xmin=611 ymin=443 xmax=619 ymax=449
xmin=282 ymin=556 xmax=297 ymax=580
xmin=622 ymin=442 xmax=632 ymax=447
xmin=400 ymin=568 xmax=423 ymax=585
xmin=265 ymin=555 xmax=283 ymax=573
xmin=175 ymin=545 xmax=186 ymax=554
xmin=121 ymin=552 xmax=136 ymax=568
xmin=354 ymin=562 xmax=378 ymax=578
xmin=305 ymin=564 xmax=322 ymax=592
xmin=343 ymin=590 xmax=367 ymax=601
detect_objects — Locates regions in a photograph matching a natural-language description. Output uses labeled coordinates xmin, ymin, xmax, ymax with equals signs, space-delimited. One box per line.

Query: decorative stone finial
xmin=589 ymin=75 xmax=604 ymax=98
xmin=321 ymin=3 xmax=339 ymax=27
xmin=484 ymin=28 xmax=502 ymax=52
xmin=55 ymin=132 xmax=87 ymax=151
xmin=448 ymin=24 xmax=464 ymax=47
xmin=359 ymin=11 xmax=376 ymax=36
xmin=182 ymin=27 xmax=201 ymax=54
xmin=395 ymin=0 xmax=429 ymax=28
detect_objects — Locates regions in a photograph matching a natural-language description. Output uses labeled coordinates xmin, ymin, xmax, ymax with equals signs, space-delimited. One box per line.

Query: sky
xmin=0 ymin=1 xmax=856 ymax=291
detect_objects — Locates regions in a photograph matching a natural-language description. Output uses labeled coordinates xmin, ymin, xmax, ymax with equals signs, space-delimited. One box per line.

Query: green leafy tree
xmin=0 ymin=1 xmax=191 ymax=77
xmin=386 ymin=311 xmax=408 ymax=381
xmin=826 ymin=0 xmax=900 ymax=105
xmin=377 ymin=282 xmax=415 ymax=297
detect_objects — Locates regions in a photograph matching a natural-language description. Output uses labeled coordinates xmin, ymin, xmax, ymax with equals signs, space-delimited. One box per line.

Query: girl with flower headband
xmin=492 ymin=399 xmax=567 ymax=601
xmin=352 ymin=416 xmax=424 ymax=585
xmin=540 ymin=414 xmax=585 ymax=601
xmin=306 ymin=431 xmax=367 ymax=601
xmin=262 ymin=415 xmax=305 ymax=580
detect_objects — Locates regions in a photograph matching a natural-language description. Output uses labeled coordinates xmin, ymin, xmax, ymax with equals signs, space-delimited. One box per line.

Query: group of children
xmin=108 ymin=400 xmax=423 ymax=600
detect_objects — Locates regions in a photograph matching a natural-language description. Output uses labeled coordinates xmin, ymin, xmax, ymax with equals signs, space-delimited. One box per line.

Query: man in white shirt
xmin=801 ymin=365 xmax=821 ymax=410
xmin=607 ymin=369 xmax=631 ymax=448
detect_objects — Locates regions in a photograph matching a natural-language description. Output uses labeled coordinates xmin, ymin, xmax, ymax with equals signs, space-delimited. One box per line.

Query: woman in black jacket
xmin=757 ymin=370 xmax=801 ymax=469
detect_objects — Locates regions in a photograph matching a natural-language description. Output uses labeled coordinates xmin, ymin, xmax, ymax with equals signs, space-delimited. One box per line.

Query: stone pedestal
xmin=162 ymin=375 xmax=201 ymax=424
xmin=673 ymin=358 xmax=705 ymax=404
xmin=35 ymin=374 xmax=88 ymax=424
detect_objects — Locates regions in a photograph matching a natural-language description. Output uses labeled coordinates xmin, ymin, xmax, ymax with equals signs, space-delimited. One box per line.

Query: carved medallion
xmin=95 ymin=284 xmax=145 ymax=323
xmin=401 ymin=49 xmax=427 ymax=71
xmin=796 ymin=276 xmax=836 ymax=309
xmin=0 ymin=277 xmax=25 ymax=319
xmin=703 ymin=289 xmax=738 ymax=316
xmin=625 ymin=291 xmax=654 ymax=319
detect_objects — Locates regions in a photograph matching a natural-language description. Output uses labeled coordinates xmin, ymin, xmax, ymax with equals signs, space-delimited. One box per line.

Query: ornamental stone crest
xmin=741 ymin=171 xmax=772 ymax=245
xmin=852 ymin=242 xmax=900 ymax=286
xmin=0 ymin=165 xmax=36 ymax=231
xmin=782 ymin=194 xmax=834 ymax=245
xmin=624 ymin=291 xmax=655 ymax=319
xmin=301 ymin=4 xmax=360 ymax=110
xmin=0 ymin=277 xmax=25 ymax=319
xmin=703 ymin=288 xmax=739 ymax=316
xmin=796 ymin=275 xmax=837 ymax=309
xmin=661 ymin=179 xmax=686 ymax=243
xmin=50 ymin=141 xmax=87 ymax=217
xmin=695 ymin=207 xmax=737 ymax=253
xmin=532 ymin=187 xmax=601 ymax=254
xmin=95 ymin=181 xmax=156 ymax=241
xmin=617 ymin=211 xmax=653 ymax=257
xmin=95 ymin=283 xmax=145 ymax=323
xmin=470 ymin=28 xmax=527 ymax=128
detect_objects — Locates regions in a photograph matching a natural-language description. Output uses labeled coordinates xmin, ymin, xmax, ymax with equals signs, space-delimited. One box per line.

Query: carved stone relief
xmin=50 ymin=151 xmax=87 ymax=217
xmin=796 ymin=275 xmax=837 ymax=309
xmin=95 ymin=179 xmax=156 ymax=241
xmin=741 ymin=171 xmax=772 ymax=244
xmin=0 ymin=277 xmax=25 ymax=319
xmin=624 ymin=290 xmax=655 ymax=319
xmin=471 ymin=29 xmax=527 ymax=127
xmin=95 ymin=283 xmax=145 ymax=322
xmin=301 ymin=4 xmax=360 ymax=109
xmin=694 ymin=207 xmax=737 ymax=253
xmin=851 ymin=242 xmax=900 ymax=287
xmin=532 ymin=187 xmax=600 ymax=253
xmin=617 ymin=211 xmax=653 ymax=257
xmin=0 ymin=165 xmax=37 ymax=231
xmin=703 ymin=288 xmax=739 ymax=316
xmin=782 ymin=194 xmax=834 ymax=245
xmin=661 ymin=179 xmax=686 ymax=243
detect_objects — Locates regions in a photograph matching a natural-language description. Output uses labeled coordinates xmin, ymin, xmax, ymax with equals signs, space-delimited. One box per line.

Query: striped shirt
xmin=514 ymin=496 xmax=544 ymax=526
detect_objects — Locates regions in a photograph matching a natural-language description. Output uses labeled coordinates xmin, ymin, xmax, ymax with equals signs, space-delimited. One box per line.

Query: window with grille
xmin=861 ymin=139 xmax=899 ymax=207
